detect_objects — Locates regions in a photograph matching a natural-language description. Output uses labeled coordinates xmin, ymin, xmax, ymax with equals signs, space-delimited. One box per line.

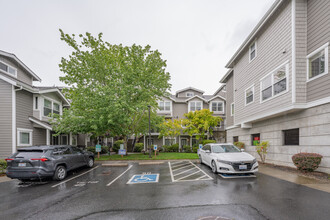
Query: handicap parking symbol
xmin=127 ymin=174 xmax=159 ymax=184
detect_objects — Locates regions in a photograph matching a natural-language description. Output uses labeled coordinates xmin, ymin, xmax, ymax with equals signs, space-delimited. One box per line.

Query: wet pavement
xmin=1 ymin=161 xmax=330 ymax=220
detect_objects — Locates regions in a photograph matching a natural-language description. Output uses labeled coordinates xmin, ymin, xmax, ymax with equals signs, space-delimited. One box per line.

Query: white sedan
xmin=198 ymin=143 xmax=258 ymax=174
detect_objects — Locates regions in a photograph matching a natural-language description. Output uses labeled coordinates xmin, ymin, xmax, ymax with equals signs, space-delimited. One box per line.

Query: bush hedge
xmin=192 ymin=146 xmax=199 ymax=153
xmin=234 ymin=141 xmax=245 ymax=149
xmin=134 ymin=143 xmax=144 ymax=152
xmin=113 ymin=140 xmax=124 ymax=153
xmin=0 ymin=159 xmax=7 ymax=174
xmin=202 ymin=140 xmax=216 ymax=145
xmin=86 ymin=146 xmax=108 ymax=154
xmin=183 ymin=145 xmax=192 ymax=153
xmin=292 ymin=153 xmax=323 ymax=172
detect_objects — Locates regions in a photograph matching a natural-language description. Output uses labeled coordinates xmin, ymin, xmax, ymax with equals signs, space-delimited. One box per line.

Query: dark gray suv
xmin=5 ymin=145 xmax=94 ymax=181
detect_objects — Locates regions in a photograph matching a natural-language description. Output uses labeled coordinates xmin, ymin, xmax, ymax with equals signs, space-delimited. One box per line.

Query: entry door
xmin=181 ymin=138 xmax=187 ymax=147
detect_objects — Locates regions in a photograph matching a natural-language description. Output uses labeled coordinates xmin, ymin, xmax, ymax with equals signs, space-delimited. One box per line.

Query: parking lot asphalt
xmin=1 ymin=161 xmax=330 ymax=220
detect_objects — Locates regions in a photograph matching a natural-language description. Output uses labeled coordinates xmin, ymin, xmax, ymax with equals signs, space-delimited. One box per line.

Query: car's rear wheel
xmin=53 ymin=165 xmax=67 ymax=181
xmin=87 ymin=157 xmax=94 ymax=168
xmin=211 ymin=161 xmax=217 ymax=174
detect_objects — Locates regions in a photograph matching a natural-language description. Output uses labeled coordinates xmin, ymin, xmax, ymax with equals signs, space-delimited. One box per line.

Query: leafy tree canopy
xmin=159 ymin=119 xmax=183 ymax=140
xmin=52 ymin=30 xmax=171 ymax=143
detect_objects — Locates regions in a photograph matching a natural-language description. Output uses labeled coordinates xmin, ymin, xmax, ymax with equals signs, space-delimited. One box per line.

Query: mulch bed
xmin=262 ymin=162 xmax=330 ymax=182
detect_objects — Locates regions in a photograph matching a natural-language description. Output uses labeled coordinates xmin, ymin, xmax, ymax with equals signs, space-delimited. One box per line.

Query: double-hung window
xmin=249 ymin=42 xmax=257 ymax=62
xmin=44 ymin=98 xmax=61 ymax=117
xmin=245 ymin=86 xmax=254 ymax=105
xmin=261 ymin=63 xmax=288 ymax=102
xmin=158 ymin=101 xmax=171 ymax=111
xmin=189 ymin=101 xmax=202 ymax=112
xmin=17 ymin=128 xmax=33 ymax=147
xmin=211 ymin=101 xmax=223 ymax=113
xmin=307 ymin=43 xmax=329 ymax=81
xmin=0 ymin=60 xmax=17 ymax=77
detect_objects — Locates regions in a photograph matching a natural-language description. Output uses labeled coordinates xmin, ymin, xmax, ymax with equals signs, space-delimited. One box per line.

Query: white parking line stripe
xmin=189 ymin=161 xmax=213 ymax=180
xmin=196 ymin=174 xmax=207 ymax=180
xmin=175 ymin=170 xmax=201 ymax=181
xmin=107 ymin=165 xmax=133 ymax=186
xmin=51 ymin=166 xmax=100 ymax=188
xmin=171 ymin=161 xmax=185 ymax=165
xmin=173 ymin=167 xmax=197 ymax=177
xmin=172 ymin=164 xmax=194 ymax=172
xmin=168 ymin=162 xmax=175 ymax=182
xmin=171 ymin=163 xmax=191 ymax=170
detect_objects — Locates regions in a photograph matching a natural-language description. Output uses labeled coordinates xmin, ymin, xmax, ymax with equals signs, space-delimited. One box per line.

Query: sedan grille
xmin=231 ymin=162 xmax=253 ymax=171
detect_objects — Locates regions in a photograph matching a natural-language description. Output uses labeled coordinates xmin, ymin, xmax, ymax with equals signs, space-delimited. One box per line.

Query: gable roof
xmin=0 ymin=50 xmax=41 ymax=82
xmin=213 ymin=84 xmax=226 ymax=96
xmin=185 ymin=95 xmax=208 ymax=103
xmin=225 ymin=0 xmax=283 ymax=68
xmin=220 ymin=69 xmax=233 ymax=84
xmin=175 ymin=87 xmax=205 ymax=95
xmin=34 ymin=86 xmax=70 ymax=106
xmin=208 ymin=95 xmax=226 ymax=102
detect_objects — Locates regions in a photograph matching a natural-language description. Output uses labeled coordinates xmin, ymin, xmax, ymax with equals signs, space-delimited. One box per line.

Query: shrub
xmin=202 ymin=140 xmax=216 ymax=145
xmin=192 ymin=146 xmax=199 ymax=153
xmin=134 ymin=143 xmax=144 ymax=152
xmin=256 ymin=141 xmax=269 ymax=163
xmin=162 ymin=145 xmax=170 ymax=152
xmin=0 ymin=160 xmax=7 ymax=174
xmin=292 ymin=153 xmax=323 ymax=172
xmin=183 ymin=145 xmax=192 ymax=153
xmin=87 ymin=146 xmax=108 ymax=154
xmin=86 ymin=146 xmax=96 ymax=154
xmin=170 ymin=143 xmax=179 ymax=152
xmin=234 ymin=142 xmax=245 ymax=149
xmin=113 ymin=140 xmax=124 ymax=153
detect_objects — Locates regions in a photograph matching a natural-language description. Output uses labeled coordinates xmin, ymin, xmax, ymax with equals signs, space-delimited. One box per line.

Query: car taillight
xmin=31 ymin=158 xmax=49 ymax=162
xmin=5 ymin=158 xmax=13 ymax=161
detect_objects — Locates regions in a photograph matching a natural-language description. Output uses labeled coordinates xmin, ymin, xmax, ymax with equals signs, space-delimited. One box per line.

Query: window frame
xmin=251 ymin=133 xmax=260 ymax=146
xmin=283 ymin=128 xmax=299 ymax=146
xmin=260 ymin=62 xmax=289 ymax=103
xmin=188 ymin=101 xmax=203 ymax=112
xmin=230 ymin=103 xmax=234 ymax=116
xmin=186 ymin=92 xmax=194 ymax=97
xmin=210 ymin=101 xmax=224 ymax=114
xmin=245 ymin=85 xmax=255 ymax=106
xmin=0 ymin=60 xmax=17 ymax=78
xmin=158 ymin=100 xmax=171 ymax=112
xmin=17 ymin=128 xmax=33 ymax=147
xmin=249 ymin=41 xmax=257 ymax=62
xmin=43 ymin=97 xmax=62 ymax=118
xmin=306 ymin=42 xmax=329 ymax=82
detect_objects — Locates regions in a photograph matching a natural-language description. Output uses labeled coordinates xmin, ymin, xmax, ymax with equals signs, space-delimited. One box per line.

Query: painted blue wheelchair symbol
xmin=127 ymin=174 xmax=159 ymax=184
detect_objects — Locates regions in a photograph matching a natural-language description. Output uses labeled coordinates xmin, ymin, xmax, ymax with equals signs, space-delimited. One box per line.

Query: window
xmin=71 ymin=135 xmax=77 ymax=146
xmin=158 ymin=101 xmax=171 ymax=111
xmin=17 ymin=128 xmax=33 ymax=146
xmin=52 ymin=135 xmax=59 ymax=145
xmin=0 ymin=60 xmax=17 ymax=77
xmin=231 ymin=103 xmax=234 ymax=116
xmin=186 ymin=92 xmax=194 ymax=97
xmin=165 ymin=138 xmax=175 ymax=146
xmin=61 ymin=135 xmax=68 ymax=145
xmin=211 ymin=101 xmax=223 ymax=112
xmin=245 ymin=85 xmax=254 ymax=105
xmin=43 ymin=98 xmax=61 ymax=117
xmin=35 ymin=97 xmax=38 ymax=109
xmin=249 ymin=41 xmax=257 ymax=62
xmin=260 ymin=63 xmax=288 ymax=102
xmin=147 ymin=138 xmax=154 ymax=146
xmin=283 ymin=129 xmax=299 ymax=145
xmin=307 ymin=43 xmax=329 ymax=81
xmin=251 ymin=133 xmax=260 ymax=146
xmin=189 ymin=101 xmax=202 ymax=112
xmin=233 ymin=136 xmax=238 ymax=143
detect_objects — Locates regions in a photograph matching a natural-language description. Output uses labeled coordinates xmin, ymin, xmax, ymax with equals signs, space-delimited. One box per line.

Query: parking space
xmin=168 ymin=160 xmax=213 ymax=182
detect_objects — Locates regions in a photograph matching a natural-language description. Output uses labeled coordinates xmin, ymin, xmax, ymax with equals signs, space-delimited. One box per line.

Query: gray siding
xmin=306 ymin=0 xmax=330 ymax=102
xmin=233 ymin=1 xmax=293 ymax=124
xmin=33 ymin=128 xmax=46 ymax=146
xmin=16 ymin=90 xmax=33 ymax=130
xmin=225 ymin=74 xmax=234 ymax=127
xmin=172 ymin=103 xmax=188 ymax=119
xmin=0 ymin=79 xmax=12 ymax=158
xmin=0 ymin=55 xmax=33 ymax=86
xmin=177 ymin=89 xmax=203 ymax=98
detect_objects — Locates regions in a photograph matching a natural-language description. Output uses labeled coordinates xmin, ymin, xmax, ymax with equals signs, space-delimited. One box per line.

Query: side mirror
xmin=241 ymin=149 xmax=245 ymax=152
xmin=205 ymin=150 xmax=211 ymax=153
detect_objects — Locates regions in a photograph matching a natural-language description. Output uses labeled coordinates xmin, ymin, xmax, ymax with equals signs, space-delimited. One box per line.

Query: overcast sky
xmin=1 ymin=0 xmax=275 ymax=95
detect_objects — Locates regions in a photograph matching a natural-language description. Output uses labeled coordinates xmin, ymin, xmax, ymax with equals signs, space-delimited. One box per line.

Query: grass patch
xmin=95 ymin=152 xmax=199 ymax=161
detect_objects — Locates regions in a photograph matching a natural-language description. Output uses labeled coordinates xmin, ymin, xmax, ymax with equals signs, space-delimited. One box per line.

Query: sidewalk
xmin=0 ymin=175 xmax=12 ymax=183
xmin=258 ymin=164 xmax=330 ymax=193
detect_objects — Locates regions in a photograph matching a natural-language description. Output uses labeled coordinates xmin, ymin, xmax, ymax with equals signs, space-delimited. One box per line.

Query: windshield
xmin=212 ymin=144 xmax=240 ymax=153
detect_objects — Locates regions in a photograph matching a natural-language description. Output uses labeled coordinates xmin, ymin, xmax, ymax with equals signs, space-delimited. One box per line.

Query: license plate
xmin=18 ymin=163 xmax=26 ymax=167
xmin=239 ymin=165 xmax=247 ymax=170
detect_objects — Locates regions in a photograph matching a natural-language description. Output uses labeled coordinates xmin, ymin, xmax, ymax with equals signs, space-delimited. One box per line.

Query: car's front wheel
xmin=53 ymin=165 xmax=67 ymax=181
xmin=87 ymin=157 xmax=94 ymax=168
xmin=211 ymin=161 xmax=217 ymax=174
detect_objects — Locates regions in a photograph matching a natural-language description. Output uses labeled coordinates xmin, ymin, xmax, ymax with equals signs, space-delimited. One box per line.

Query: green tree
xmin=159 ymin=119 xmax=183 ymax=148
xmin=52 ymin=30 xmax=171 ymax=152
xmin=183 ymin=109 xmax=222 ymax=142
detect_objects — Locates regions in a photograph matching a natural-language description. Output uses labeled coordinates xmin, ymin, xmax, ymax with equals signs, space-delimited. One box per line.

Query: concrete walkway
xmin=259 ymin=164 xmax=330 ymax=193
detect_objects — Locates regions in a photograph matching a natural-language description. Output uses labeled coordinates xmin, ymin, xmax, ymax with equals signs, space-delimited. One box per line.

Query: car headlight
xmin=252 ymin=159 xmax=257 ymax=164
xmin=217 ymin=159 xmax=233 ymax=165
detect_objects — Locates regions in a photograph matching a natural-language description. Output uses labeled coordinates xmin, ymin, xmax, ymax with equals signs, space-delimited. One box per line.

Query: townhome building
xmin=0 ymin=50 xmax=73 ymax=158
xmin=143 ymin=86 xmax=226 ymax=150
xmin=220 ymin=0 xmax=330 ymax=173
